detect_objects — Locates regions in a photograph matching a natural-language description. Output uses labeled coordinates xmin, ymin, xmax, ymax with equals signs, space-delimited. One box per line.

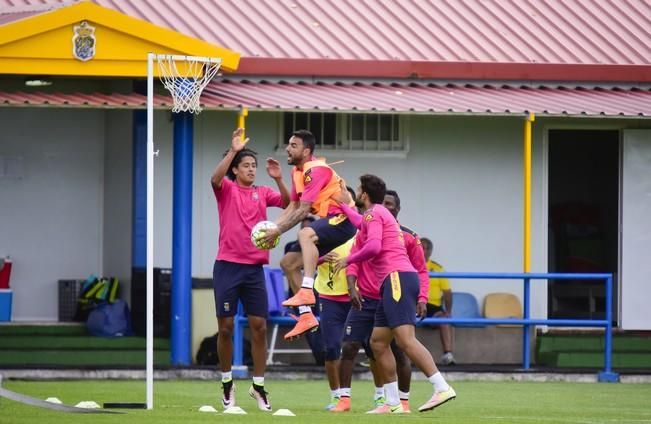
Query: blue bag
xmin=86 ymin=300 xmax=133 ymax=337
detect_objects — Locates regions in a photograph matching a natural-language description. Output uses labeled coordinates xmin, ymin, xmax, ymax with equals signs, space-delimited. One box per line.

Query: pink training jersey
xmin=213 ymin=177 xmax=283 ymax=265
xmin=347 ymin=250 xmax=382 ymax=300
xmin=347 ymin=204 xmax=415 ymax=294
xmin=291 ymin=160 xmax=344 ymax=216
xmin=401 ymin=225 xmax=429 ymax=304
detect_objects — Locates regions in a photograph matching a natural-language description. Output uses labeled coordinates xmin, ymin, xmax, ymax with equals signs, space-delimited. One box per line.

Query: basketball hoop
xmin=143 ymin=52 xmax=223 ymax=410
xmin=155 ymin=54 xmax=221 ymax=114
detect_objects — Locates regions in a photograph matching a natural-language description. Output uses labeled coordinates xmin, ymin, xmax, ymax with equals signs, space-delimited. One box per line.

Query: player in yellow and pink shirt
xmin=259 ymin=130 xmax=356 ymax=340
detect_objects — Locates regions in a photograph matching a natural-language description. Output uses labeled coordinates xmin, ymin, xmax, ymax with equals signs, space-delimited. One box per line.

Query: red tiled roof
xmin=0 ymin=90 xmax=172 ymax=108
xmin=1 ymin=0 xmax=649 ymax=80
xmin=0 ymin=2 xmax=69 ymax=25
xmin=91 ymin=0 xmax=650 ymax=66
xmin=203 ymin=80 xmax=651 ymax=116
xmin=2 ymin=82 xmax=649 ymax=117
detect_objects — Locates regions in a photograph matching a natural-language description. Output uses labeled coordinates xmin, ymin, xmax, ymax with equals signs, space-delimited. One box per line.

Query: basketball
xmin=250 ymin=220 xmax=279 ymax=250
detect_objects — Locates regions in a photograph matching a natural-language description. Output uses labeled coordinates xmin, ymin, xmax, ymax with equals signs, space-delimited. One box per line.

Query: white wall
xmin=621 ymin=129 xmax=651 ymax=330
xmin=0 ymin=108 xmax=105 ymax=320
xmin=103 ymin=109 xmax=133 ymax=304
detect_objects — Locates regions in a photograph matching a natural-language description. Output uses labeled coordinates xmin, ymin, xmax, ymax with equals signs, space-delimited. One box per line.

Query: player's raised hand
xmin=266 ymin=158 xmax=282 ymax=179
xmin=231 ymin=128 xmax=249 ymax=152
xmin=333 ymin=179 xmax=353 ymax=204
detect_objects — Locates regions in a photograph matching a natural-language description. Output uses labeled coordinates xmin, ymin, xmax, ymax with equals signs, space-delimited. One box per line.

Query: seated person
xmin=421 ymin=237 xmax=455 ymax=365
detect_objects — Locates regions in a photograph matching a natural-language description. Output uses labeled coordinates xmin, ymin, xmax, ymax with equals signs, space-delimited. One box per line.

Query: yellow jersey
xmin=314 ymin=237 xmax=355 ymax=296
xmin=427 ymin=259 xmax=450 ymax=306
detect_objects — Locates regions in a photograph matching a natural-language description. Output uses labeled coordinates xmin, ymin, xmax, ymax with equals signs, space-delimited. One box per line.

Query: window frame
xmin=276 ymin=112 xmax=410 ymax=158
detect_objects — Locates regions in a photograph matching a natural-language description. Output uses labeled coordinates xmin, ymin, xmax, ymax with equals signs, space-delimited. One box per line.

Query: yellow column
xmin=523 ymin=113 xmax=535 ymax=272
xmin=237 ymin=107 xmax=249 ymax=142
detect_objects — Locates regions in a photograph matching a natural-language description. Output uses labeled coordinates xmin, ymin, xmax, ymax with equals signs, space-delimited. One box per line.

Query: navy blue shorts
xmin=287 ymin=214 xmax=357 ymax=256
xmin=342 ymin=297 xmax=380 ymax=346
xmin=213 ymin=260 xmax=268 ymax=318
xmin=375 ymin=272 xmax=419 ymax=328
xmin=318 ymin=298 xmax=351 ymax=361
xmin=426 ymin=303 xmax=445 ymax=317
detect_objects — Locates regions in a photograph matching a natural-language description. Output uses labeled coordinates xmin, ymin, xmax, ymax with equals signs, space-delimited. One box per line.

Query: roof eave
xmin=236 ymin=58 xmax=651 ymax=83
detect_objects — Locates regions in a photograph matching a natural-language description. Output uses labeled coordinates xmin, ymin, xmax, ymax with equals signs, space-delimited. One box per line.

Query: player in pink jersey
xmin=332 ymin=188 xmax=431 ymax=413
xmin=377 ymin=189 xmax=430 ymax=411
xmin=334 ymin=174 xmax=456 ymax=414
xmin=210 ymin=128 xmax=289 ymax=411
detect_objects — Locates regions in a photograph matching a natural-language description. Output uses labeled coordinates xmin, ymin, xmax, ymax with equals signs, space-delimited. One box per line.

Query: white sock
xmin=301 ymin=277 xmax=315 ymax=289
xmin=221 ymin=371 xmax=232 ymax=382
xmin=427 ymin=372 xmax=450 ymax=392
xmin=383 ymin=381 xmax=400 ymax=406
xmin=331 ymin=388 xmax=340 ymax=398
xmin=252 ymin=376 xmax=264 ymax=386
xmin=374 ymin=386 xmax=384 ymax=400
xmin=298 ymin=305 xmax=312 ymax=314
xmin=340 ymin=387 xmax=351 ymax=397
xmin=398 ymin=390 xmax=410 ymax=400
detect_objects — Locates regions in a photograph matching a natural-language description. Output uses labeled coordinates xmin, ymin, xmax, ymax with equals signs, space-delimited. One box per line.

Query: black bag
xmin=196 ymin=332 xmax=252 ymax=366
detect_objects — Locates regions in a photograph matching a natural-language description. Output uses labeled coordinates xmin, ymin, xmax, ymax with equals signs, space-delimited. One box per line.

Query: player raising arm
xmin=210 ymin=128 xmax=289 ymax=412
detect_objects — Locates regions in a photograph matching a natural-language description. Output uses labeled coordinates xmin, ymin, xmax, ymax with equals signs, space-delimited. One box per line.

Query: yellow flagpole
xmin=523 ymin=112 xmax=535 ymax=272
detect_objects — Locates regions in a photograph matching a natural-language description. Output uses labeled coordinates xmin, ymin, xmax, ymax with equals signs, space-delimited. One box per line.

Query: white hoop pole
xmin=146 ymin=52 xmax=155 ymax=410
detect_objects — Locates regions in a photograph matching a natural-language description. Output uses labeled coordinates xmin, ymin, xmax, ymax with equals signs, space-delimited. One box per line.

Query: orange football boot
xmin=282 ymin=288 xmax=316 ymax=307
xmin=283 ymin=312 xmax=319 ymax=340
xmin=331 ymin=396 xmax=351 ymax=412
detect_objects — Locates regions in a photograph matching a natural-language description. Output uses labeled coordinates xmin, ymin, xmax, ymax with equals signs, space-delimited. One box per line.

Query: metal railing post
xmin=522 ymin=276 xmax=531 ymax=369
xmin=598 ymin=274 xmax=619 ymax=382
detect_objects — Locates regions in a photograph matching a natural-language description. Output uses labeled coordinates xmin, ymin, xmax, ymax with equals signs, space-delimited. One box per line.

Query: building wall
xmin=103 ymin=109 xmax=133 ymax=305
xmin=191 ymin=112 xmax=546 ymax=318
xmin=0 ymin=108 xmax=105 ymax=320
xmin=3 ymin=107 xmax=647 ymax=323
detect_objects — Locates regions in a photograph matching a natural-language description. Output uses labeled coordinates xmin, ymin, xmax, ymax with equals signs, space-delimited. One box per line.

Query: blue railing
xmin=233 ymin=272 xmax=619 ymax=382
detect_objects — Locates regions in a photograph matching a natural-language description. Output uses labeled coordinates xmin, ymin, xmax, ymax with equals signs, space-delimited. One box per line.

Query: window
xmin=282 ymin=112 xmax=337 ymax=147
xmin=345 ymin=114 xmax=403 ymax=151
xmin=280 ymin=112 xmax=408 ymax=155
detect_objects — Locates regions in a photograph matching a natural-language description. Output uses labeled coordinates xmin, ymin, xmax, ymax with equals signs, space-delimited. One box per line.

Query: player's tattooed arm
xmin=275 ymin=201 xmax=312 ymax=233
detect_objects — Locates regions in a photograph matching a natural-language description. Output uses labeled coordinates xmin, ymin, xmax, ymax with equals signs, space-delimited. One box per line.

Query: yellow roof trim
xmin=0 ymin=1 xmax=240 ymax=76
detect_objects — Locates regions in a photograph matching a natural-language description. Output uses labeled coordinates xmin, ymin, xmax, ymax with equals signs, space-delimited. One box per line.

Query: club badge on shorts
xmin=390 ymin=272 xmax=401 ymax=301
xmin=223 ymin=302 xmax=230 ymax=312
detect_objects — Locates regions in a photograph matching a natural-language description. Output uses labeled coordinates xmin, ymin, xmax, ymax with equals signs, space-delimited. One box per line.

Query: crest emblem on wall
xmin=72 ymin=21 xmax=96 ymax=62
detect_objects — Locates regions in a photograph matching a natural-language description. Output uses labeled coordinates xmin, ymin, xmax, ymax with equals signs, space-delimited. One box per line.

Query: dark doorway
xmin=548 ymin=130 xmax=619 ymax=321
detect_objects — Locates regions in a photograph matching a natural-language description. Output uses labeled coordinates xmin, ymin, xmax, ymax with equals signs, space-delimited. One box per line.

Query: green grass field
xmin=2 ymin=379 xmax=651 ymax=423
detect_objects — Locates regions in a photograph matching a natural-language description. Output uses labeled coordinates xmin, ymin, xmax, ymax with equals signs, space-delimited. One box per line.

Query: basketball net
xmin=156 ymin=55 xmax=222 ymax=114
